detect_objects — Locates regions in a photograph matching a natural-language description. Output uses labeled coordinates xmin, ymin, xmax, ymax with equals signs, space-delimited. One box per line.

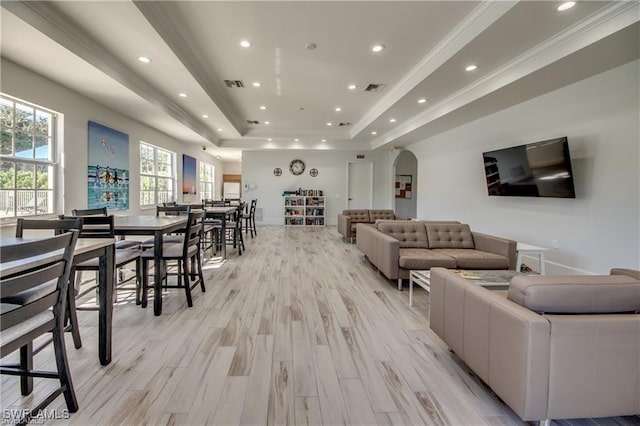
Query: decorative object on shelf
xmin=273 ymin=167 xmax=282 ymax=176
xmin=395 ymin=174 xmax=412 ymax=199
xmin=309 ymin=168 xmax=318 ymax=177
xmin=289 ymin=159 xmax=305 ymax=175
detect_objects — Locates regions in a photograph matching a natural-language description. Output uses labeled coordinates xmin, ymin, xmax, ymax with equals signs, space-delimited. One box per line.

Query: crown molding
xmin=133 ymin=1 xmax=247 ymax=137
xmin=1 ymin=0 xmax=222 ymax=145
xmin=371 ymin=0 xmax=640 ymax=149
xmin=350 ymin=0 xmax=518 ymax=138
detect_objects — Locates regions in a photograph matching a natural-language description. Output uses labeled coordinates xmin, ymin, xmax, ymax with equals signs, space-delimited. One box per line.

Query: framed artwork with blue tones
xmin=182 ymin=154 xmax=197 ymax=194
xmin=87 ymin=121 xmax=129 ymax=210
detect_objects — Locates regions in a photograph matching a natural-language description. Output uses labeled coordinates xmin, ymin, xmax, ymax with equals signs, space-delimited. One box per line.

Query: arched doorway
xmin=393 ymin=150 xmax=418 ymax=218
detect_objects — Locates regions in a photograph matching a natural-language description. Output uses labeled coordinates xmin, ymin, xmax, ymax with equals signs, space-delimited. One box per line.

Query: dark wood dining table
xmin=113 ymin=215 xmax=188 ymax=316
xmin=0 ymin=237 xmax=116 ymax=365
xmin=203 ymin=206 xmax=238 ymax=259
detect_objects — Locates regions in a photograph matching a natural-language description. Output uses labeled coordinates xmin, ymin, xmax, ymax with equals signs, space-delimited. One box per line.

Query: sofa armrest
xmin=610 ymin=268 xmax=640 ymax=280
xmin=472 ymin=232 xmax=517 ymax=270
xmin=356 ymin=223 xmax=400 ymax=280
xmin=337 ymin=214 xmax=352 ymax=240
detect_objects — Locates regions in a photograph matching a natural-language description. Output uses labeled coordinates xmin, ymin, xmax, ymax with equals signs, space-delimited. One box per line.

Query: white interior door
xmin=347 ymin=162 xmax=373 ymax=209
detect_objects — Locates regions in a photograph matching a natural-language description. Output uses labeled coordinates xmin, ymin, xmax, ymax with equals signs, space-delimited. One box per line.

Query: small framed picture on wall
xmin=395 ymin=174 xmax=412 ymax=199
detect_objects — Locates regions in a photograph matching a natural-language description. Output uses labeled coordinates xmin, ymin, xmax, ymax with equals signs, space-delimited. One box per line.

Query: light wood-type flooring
xmin=2 ymin=226 xmax=639 ymax=425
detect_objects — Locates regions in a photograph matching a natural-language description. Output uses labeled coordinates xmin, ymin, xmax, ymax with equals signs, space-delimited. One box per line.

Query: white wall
xmin=0 ymin=58 xmax=225 ymax=217
xmin=241 ymin=149 xmax=392 ymax=225
xmin=393 ymin=150 xmax=418 ymax=218
xmin=409 ymin=60 xmax=640 ymax=274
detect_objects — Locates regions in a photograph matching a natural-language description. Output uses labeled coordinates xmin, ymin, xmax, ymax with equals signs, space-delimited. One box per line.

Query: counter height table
xmin=1 ymin=237 xmax=116 ymax=365
xmin=114 ymin=215 xmax=188 ymax=316
xmin=204 ymin=206 xmax=238 ymax=259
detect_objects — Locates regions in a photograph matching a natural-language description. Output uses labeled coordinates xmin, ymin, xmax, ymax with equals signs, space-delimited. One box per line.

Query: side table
xmin=516 ymin=242 xmax=548 ymax=275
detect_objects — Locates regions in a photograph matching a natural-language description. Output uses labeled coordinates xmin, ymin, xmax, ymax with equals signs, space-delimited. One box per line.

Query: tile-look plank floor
xmin=2 ymin=226 xmax=639 ymax=425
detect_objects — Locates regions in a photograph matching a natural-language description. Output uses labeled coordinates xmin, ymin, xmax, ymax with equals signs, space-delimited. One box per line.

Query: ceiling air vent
xmin=246 ymin=120 xmax=259 ymax=125
xmin=364 ymin=83 xmax=386 ymax=92
xmin=224 ymin=80 xmax=245 ymax=88
xmin=338 ymin=122 xmax=352 ymax=127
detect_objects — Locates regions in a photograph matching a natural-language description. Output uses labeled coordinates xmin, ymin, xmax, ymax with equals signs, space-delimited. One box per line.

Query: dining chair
xmin=225 ymin=202 xmax=246 ymax=255
xmin=12 ymin=218 xmax=85 ymax=350
xmin=140 ymin=210 xmax=206 ymax=308
xmin=241 ymin=199 xmax=258 ymax=238
xmin=1 ymin=231 xmax=80 ymax=422
xmin=72 ymin=207 xmax=140 ymax=249
xmin=61 ymin=215 xmax=143 ymax=308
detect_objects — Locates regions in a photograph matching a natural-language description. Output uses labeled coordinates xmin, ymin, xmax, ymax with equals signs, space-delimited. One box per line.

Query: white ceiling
xmin=1 ymin=1 xmax=638 ymax=162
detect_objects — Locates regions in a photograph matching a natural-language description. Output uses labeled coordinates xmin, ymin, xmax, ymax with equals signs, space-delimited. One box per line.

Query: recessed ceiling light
xmin=335 ymin=107 xmax=342 ymax=112
xmin=216 ymin=156 xmax=221 ymax=159
xmin=252 ymin=81 xmax=261 ymax=87
xmin=321 ymin=139 xmax=327 ymax=143
xmin=138 ymin=56 xmax=151 ymax=63
xmin=557 ymin=1 xmax=576 ymax=11
xmin=371 ymin=44 xmax=385 ymax=53
xmin=267 ymin=138 xmax=272 ymax=142
xmin=326 ymin=122 xmax=333 ymax=126
xmin=371 ymin=131 xmax=377 ymax=135
xmin=348 ymin=84 xmax=357 ymax=90
xmin=389 ymin=118 xmax=396 ymax=123
xmin=465 ymin=64 xmax=478 ymax=72
xmin=202 ymin=114 xmax=209 ymax=118
xmin=179 ymin=93 xmax=188 ymax=98
xmin=418 ymin=98 xmax=427 ymax=104
xmin=294 ymin=138 xmax=299 ymax=142
xmin=240 ymin=40 xmax=252 ymax=48
xmin=217 ymin=128 xmax=223 ymax=132
xmin=264 ymin=121 xmax=270 ymax=125
xmin=259 ymin=105 xmax=267 ymax=110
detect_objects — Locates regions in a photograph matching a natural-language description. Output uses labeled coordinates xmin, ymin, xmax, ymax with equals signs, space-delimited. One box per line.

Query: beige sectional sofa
xmin=337 ymin=209 xmax=406 ymax=242
xmin=429 ymin=267 xmax=640 ymax=424
xmin=356 ymin=220 xmax=517 ymax=288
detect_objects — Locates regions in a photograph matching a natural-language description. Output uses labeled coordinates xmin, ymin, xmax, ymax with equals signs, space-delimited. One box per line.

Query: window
xmin=0 ymin=95 xmax=56 ymax=219
xmin=199 ymin=161 xmax=215 ymax=200
xmin=140 ymin=142 xmax=176 ymax=207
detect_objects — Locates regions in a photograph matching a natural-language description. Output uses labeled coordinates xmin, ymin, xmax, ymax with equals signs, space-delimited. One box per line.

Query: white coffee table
xmin=409 ymin=270 xmax=431 ymax=306
xmin=409 ymin=269 xmax=525 ymax=306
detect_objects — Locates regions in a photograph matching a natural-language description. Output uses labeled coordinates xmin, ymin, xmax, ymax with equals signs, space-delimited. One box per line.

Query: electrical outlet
xmin=552 ymin=240 xmax=559 ymax=249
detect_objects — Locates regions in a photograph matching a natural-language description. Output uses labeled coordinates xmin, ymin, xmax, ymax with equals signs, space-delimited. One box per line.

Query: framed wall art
xmin=87 ymin=121 xmax=129 ymax=210
xmin=182 ymin=154 xmax=197 ymax=194
xmin=395 ymin=174 xmax=412 ymax=199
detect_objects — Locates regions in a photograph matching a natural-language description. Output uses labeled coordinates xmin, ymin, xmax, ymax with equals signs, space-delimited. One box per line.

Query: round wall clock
xmin=309 ymin=168 xmax=318 ymax=177
xmin=289 ymin=159 xmax=305 ymax=176
xmin=273 ymin=167 xmax=282 ymax=176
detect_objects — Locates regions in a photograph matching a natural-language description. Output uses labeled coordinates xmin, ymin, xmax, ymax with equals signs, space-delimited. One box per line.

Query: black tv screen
xmin=483 ymin=137 xmax=576 ymax=198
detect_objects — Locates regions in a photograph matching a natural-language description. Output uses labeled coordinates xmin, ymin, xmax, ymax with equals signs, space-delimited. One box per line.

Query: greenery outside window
xmin=140 ymin=142 xmax=176 ymax=207
xmin=0 ymin=95 xmax=56 ymax=219
xmin=199 ymin=161 xmax=215 ymax=200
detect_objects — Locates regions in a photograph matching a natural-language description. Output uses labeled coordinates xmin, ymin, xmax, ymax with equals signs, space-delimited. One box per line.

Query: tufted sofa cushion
xmin=426 ymin=223 xmax=475 ymax=249
xmin=343 ymin=209 xmax=370 ymax=223
xmin=369 ymin=210 xmax=396 ymax=221
xmin=377 ymin=221 xmax=429 ymax=248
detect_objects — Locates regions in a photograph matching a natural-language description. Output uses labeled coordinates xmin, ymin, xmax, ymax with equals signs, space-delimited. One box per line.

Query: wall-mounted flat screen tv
xmin=483 ymin=137 xmax=576 ymax=198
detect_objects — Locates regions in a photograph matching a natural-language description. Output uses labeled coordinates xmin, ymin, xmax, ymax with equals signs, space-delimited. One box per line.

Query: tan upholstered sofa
xmin=356 ymin=220 xmax=516 ymax=288
xmin=429 ymin=267 xmax=640 ymax=424
xmin=337 ymin=209 xmax=406 ymax=242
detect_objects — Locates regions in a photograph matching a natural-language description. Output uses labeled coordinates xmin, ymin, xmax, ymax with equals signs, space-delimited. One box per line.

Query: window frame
xmin=199 ymin=161 xmax=215 ymax=200
xmin=139 ymin=141 xmax=176 ymax=207
xmin=0 ymin=94 xmax=57 ymax=221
